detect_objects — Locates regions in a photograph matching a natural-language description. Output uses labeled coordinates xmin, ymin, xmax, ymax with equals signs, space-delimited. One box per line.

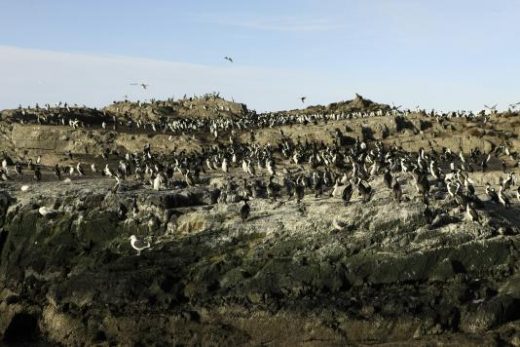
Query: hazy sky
xmin=1 ymin=0 xmax=519 ymax=112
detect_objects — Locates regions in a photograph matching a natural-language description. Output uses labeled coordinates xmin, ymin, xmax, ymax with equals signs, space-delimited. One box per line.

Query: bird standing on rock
xmin=498 ymin=186 xmax=510 ymax=208
xmin=393 ymin=181 xmax=402 ymax=202
xmin=54 ymin=164 xmax=61 ymax=180
xmin=357 ymin=179 xmax=373 ymax=203
xmin=341 ymin=182 xmax=353 ymax=206
xmin=34 ymin=166 xmax=42 ymax=182
xmin=465 ymin=203 xmax=480 ymax=224
xmin=240 ymin=200 xmax=250 ymax=221
xmin=295 ymin=178 xmax=305 ymax=203
xmin=383 ymin=169 xmax=392 ymax=189
xmin=129 ymin=235 xmax=151 ymax=256
xmin=485 ymin=183 xmax=499 ymax=204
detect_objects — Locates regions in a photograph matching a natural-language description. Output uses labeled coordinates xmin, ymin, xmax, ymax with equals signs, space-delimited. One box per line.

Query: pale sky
xmin=1 ymin=1 xmax=519 ymax=112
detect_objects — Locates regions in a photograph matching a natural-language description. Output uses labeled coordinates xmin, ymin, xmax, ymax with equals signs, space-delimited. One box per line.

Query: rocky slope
xmin=1 ymin=97 xmax=520 ymax=345
xmin=1 ymin=174 xmax=520 ymax=346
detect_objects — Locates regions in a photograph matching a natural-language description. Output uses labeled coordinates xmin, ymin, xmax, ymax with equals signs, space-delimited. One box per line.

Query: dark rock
xmin=3 ymin=312 xmax=41 ymax=343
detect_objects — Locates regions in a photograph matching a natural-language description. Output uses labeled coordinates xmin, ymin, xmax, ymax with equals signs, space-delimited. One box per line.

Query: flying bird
xmin=484 ymin=104 xmax=497 ymax=111
xmin=224 ymin=56 xmax=233 ymax=63
xmin=508 ymin=102 xmax=520 ymax=109
xmin=130 ymin=83 xmax=150 ymax=90
xmin=301 ymin=97 xmax=306 ymax=104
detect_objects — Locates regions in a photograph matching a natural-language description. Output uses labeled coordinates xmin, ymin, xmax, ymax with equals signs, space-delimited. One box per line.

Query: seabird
xmin=464 ymin=178 xmax=475 ymax=196
xmin=341 ymin=182 xmax=353 ymax=206
xmin=301 ymin=96 xmax=306 ymax=104
xmin=498 ymin=186 xmax=511 ymax=208
xmin=221 ymin=158 xmax=229 ymax=174
xmin=153 ymin=172 xmax=164 ymax=191
xmin=503 ymin=173 xmax=515 ymax=190
xmin=34 ymin=166 xmax=42 ymax=182
xmin=330 ymin=179 xmax=341 ymax=198
xmin=130 ymin=82 xmax=150 ymax=90
xmin=224 ymin=56 xmax=233 ymax=63
xmin=484 ymin=104 xmax=498 ymax=111
xmin=485 ymin=183 xmax=499 ymax=204
xmin=129 ymin=235 xmax=151 ymax=256
xmin=240 ymin=200 xmax=250 ymax=221
xmin=393 ymin=181 xmax=402 ymax=202
xmin=357 ymin=179 xmax=373 ymax=203
xmin=295 ymin=178 xmax=305 ymax=203
xmin=15 ymin=162 xmax=22 ymax=176
xmin=383 ymin=169 xmax=392 ymax=189
xmin=76 ymin=163 xmax=85 ymax=176
xmin=0 ymin=169 xmax=9 ymax=181
xmin=104 ymin=164 xmax=114 ymax=177
xmin=185 ymin=169 xmax=195 ymax=187
xmin=54 ymin=164 xmax=62 ymax=180
xmin=424 ymin=206 xmax=435 ymax=225
xmin=465 ymin=203 xmax=480 ymax=224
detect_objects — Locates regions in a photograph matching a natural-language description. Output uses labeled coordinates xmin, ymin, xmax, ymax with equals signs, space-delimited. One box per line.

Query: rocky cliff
xmin=1 ymin=98 xmax=520 ymax=346
xmin=1 ymin=174 xmax=520 ymax=345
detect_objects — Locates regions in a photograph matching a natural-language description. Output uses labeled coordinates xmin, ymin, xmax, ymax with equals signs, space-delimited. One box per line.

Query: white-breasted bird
xmin=129 ymin=235 xmax=151 ymax=256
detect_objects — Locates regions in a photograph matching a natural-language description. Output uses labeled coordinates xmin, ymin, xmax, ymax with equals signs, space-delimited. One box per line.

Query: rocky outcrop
xmin=0 ymin=180 xmax=520 ymax=345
